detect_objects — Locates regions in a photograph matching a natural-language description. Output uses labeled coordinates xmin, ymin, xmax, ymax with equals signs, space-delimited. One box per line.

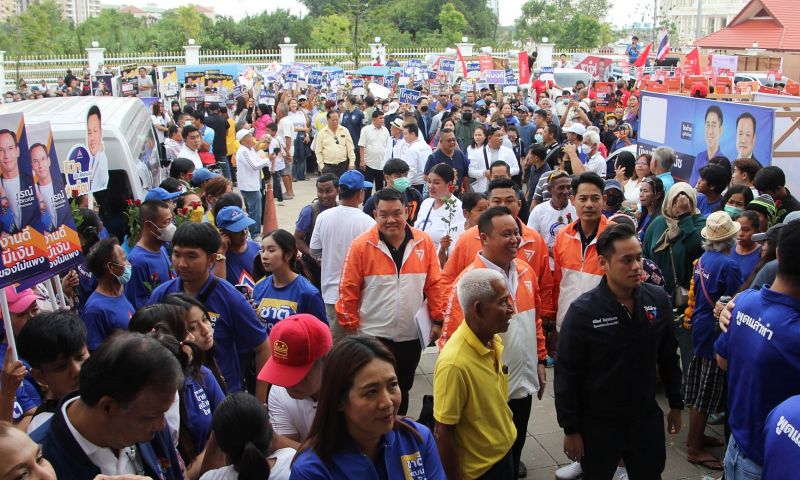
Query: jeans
xmin=292 ymin=134 xmax=307 ymax=180
xmin=271 ymin=172 xmax=283 ymax=202
xmin=724 ymin=437 xmax=763 ymax=480
xmin=215 ymin=154 xmax=232 ymax=180
xmin=241 ymin=190 xmax=262 ymax=237
xmin=376 ymin=337 xmax=422 ymax=416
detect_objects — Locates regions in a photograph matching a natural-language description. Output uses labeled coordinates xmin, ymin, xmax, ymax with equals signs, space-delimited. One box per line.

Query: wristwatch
xmin=215 ymin=253 xmax=226 ymax=261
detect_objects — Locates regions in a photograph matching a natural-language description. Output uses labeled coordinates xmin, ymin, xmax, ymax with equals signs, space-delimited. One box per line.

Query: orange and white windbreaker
xmin=441 ymin=221 xmax=554 ymax=320
xmin=439 ymin=255 xmax=546 ymax=400
xmin=553 ymin=216 xmax=609 ymax=330
xmin=336 ymin=225 xmax=445 ymax=342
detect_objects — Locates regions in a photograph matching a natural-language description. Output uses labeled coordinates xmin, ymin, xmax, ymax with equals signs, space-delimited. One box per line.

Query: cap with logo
xmin=190 ymin=168 xmax=220 ymax=187
xmin=339 ymin=170 xmax=374 ymax=192
xmin=215 ymin=206 xmax=255 ymax=233
xmin=144 ymin=187 xmax=181 ymax=202
xmin=256 ymin=314 xmax=332 ymax=387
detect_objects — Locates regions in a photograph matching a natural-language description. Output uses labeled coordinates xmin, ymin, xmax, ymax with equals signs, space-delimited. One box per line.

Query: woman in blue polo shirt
xmin=290 ymin=336 xmax=444 ymax=479
xmin=252 ymin=229 xmax=327 ymax=334
xmin=129 ymin=303 xmax=224 ymax=479
xmin=82 ymin=238 xmax=135 ymax=351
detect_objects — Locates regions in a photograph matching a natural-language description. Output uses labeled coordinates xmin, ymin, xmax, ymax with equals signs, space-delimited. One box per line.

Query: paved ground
xmin=270 ymin=174 xmax=724 ymax=480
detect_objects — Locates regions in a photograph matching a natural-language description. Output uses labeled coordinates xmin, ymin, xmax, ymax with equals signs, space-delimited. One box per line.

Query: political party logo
xmin=273 ymin=340 xmax=289 ymax=359
xmin=644 ymin=305 xmax=658 ymax=324
xmin=415 ymin=249 xmax=424 ymax=260
xmin=257 ymin=298 xmax=298 ymax=332
xmin=63 ymin=145 xmax=92 ymax=196
xmin=400 ymin=451 xmax=425 ymax=479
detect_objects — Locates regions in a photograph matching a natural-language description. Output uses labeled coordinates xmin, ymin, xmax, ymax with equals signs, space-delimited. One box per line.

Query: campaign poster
xmin=574 ymin=55 xmax=614 ymax=81
xmin=158 ymin=66 xmax=179 ymax=100
xmin=466 ymin=61 xmax=481 ymax=79
xmin=485 ymin=70 xmax=505 ymax=85
xmin=399 ymin=88 xmax=420 ymax=106
xmin=710 ymin=55 xmax=738 ymax=81
xmin=637 ymin=92 xmax=775 ymax=185
xmin=595 ymin=82 xmax=615 ymax=112
xmin=118 ymin=64 xmax=138 ymax=97
xmin=62 ymin=105 xmax=108 ymax=194
xmin=0 ymin=114 xmax=54 ymax=287
xmin=478 ymin=55 xmax=493 ymax=72
xmin=91 ymin=74 xmax=113 ymax=97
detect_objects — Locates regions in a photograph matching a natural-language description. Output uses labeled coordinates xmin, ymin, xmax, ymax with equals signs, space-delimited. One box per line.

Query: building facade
xmin=662 ymin=0 xmax=748 ymax=46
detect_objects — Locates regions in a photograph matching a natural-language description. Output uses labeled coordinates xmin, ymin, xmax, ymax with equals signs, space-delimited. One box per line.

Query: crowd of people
xmin=0 ymin=60 xmax=799 ymax=480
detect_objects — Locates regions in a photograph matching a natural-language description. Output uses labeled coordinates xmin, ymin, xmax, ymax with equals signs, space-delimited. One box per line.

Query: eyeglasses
xmin=334 ymin=135 xmax=340 ymax=145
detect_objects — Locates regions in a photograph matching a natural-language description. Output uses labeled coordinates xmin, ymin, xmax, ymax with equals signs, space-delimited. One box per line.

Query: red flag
xmin=455 ymin=46 xmax=468 ymax=77
xmin=518 ymin=51 xmax=531 ymax=84
xmin=683 ymin=47 xmax=701 ymax=75
xmin=633 ymin=43 xmax=652 ymax=68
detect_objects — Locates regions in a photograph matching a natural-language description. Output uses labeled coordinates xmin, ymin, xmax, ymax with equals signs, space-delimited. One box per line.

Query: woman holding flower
xmin=414 ymin=163 xmax=465 ymax=267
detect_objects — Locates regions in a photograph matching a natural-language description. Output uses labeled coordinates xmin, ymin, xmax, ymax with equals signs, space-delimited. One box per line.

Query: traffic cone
xmin=261 ymin=185 xmax=278 ymax=236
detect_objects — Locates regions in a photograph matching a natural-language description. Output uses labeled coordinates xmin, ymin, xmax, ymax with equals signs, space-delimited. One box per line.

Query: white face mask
xmin=152 ymin=221 xmax=177 ymax=242
xmin=581 ymin=144 xmax=593 ymax=155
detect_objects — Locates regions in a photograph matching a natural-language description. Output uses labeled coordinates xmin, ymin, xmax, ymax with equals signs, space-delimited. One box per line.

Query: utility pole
xmin=350 ymin=1 xmax=369 ymax=69
xmin=695 ymin=0 xmax=702 ymax=41
xmin=652 ymin=0 xmax=658 ymax=43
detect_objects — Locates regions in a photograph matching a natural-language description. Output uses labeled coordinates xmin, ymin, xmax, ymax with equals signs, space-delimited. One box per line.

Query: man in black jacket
xmin=555 ymin=223 xmax=684 ymax=479
xmin=204 ymin=103 xmax=230 ymax=180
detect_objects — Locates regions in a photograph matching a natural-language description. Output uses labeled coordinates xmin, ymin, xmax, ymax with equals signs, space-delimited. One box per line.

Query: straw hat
xmin=701 ymin=211 xmax=741 ymax=241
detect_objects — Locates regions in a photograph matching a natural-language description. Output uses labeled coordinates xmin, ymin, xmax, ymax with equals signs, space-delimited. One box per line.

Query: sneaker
xmin=518 ymin=462 xmax=527 ymax=478
xmin=546 ymin=355 xmax=556 ymax=368
xmin=284 ymin=194 xmax=294 ymax=200
xmin=615 ymin=466 xmax=629 ymax=480
xmin=555 ymin=461 xmax=582 ymax=480
xmin=708 ymin=412 xmax=726 ymax=425
xmin=277 ymin=201 xmax=285 ymax=206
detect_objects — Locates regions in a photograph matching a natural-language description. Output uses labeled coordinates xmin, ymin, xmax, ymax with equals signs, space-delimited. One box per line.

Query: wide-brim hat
xmin=701 ymin=211 xmax=741 ymax=241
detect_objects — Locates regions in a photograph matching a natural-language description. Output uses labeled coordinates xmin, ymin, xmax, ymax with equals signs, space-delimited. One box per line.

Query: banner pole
xmin=53 ymin=275 xmax=67 ymax=309
xmin=1 ymin=289 xmax=17 ymax=362
xmin=44 ymin=279 xmax=58 ymax=311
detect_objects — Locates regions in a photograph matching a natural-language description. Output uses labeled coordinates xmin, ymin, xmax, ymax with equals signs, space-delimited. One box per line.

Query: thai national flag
xmin=656 ymin=29 xmax=670 ymax=62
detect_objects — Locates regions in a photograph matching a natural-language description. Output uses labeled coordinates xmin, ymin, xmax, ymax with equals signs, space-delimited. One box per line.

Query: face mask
xmin=489 ymin=107 xmax=497 ymax=115
xmin=607 ymin=120 xmax=617 ymax=128
xmin=724 ymin=205 xmax=744 ymax=219
xmin=461 ymin=112 xmax=473 ymax=122
xmin=581 ymin=144 xmax=593 ymax=154
xmin=184 ymin=120 xmax=192 ymax=127
xmin=534 ymin=133 xmax=544 ymax=143
xmin=563 ymin=98 xmax=570 ymax=105
xmin=392 ymin=177 xmax=411 ymax=192
xmin=420 ymin=106 xmax=429 ymax=113
xmin=112 ymin=264 xmax=132 ymax=285
xmin=151 ymin=221 xmax=176 ymax=242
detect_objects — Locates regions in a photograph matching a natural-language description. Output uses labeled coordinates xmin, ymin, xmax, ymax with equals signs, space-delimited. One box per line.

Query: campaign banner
xmin=63 ymin=105 xmax=108 ymax=194
xmin=466 ymin=61 xmax=481 ymax=79
xmin=485 ymin=69 xmax=505 ymax=84
xmin=594 ymin=82 xmax=615 ymax=112
xmin=440 ymin=59 xmax=456 ymax=73
xmin=91 ymin=74 xmax=113 ymax=97
xmin=399 ymin=88 xmax=421 ymax=106
xmin=460 ymin=80 xmax=473 ymax=92
xmin=118 ymin=64 xmax=138 ymax=97
xmin=407 ymin=58 xmax=424 ymax=69
xmin=308 ymin=70 xmax=323 ymax=86
xmin=286 ymin=72 xmax=298 ymax=83
xmin=539 ymin=66 xmax=554 ymax=82
xmin=637 ymin=92 xmax=775 ymax=185
xmin=710 ymin=55 xmax=738 ymax=81
xmin=329 ymin=68 xmax=345 ymax=81
xmin=0 ymin=114 xmax=83 ymax=288
xmin=574 ymin=55 xmax=614 ymax=81
xmin=479 ymin=55 xmax=493 ymax=72
xmin=505 ymin=69 xmax=516 ymax=85
xmin=428 ymin=70 xmax=437 ymax=80
xmin=518 ymin=51 xmax=530 ymax=85
xmin=158 ymin=66 xmax=179 ymax=99
xmin=351 ymin=78 xmax=365 ymax=95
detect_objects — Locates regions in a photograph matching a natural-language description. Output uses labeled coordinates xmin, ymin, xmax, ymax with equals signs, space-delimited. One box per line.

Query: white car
xmin=734 ymin=71 xmax=791 ymax=88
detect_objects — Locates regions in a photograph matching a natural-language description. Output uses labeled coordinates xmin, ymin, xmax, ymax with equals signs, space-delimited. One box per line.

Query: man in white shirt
xmin=386 ymin=117 xmax=405 ymax=163
xmin=30 ymin=333 xmax=184 ymax=479
xmin=570 ymin=129 xmax=606 ymax=178
xmin=527 ymin=170 xmax=577 ymax=269
xmin=469 ymin=125 xmax=520 ymax=193
xmin=398 ymin=122 xmax=432 ymax=193
xmin=136 ymin=67 xmax=154 ymax=97
xmin=358 ymin=109 xmax=390 ymax=195
xmin=235 ymin=128 xmax=271 ymax=237
xmin=276 ymin=103 xmax=296 ymax=199
xmin=178 ymin=125 xmax=203 ymax=170
xmin=257 ymin=314 xmax=332 ymax=444
xmin=310 ymin=170 xmax=375 ymax=340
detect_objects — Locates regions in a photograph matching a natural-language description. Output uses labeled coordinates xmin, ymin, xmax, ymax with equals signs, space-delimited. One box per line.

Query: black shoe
xmin=518 ymin=462 xmax=527 ymax=478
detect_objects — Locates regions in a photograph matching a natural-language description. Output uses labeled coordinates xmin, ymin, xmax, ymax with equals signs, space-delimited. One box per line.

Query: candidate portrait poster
xmin=637 ymin=92 xmax=775 ymax=185
xmin=91 ymin=74 xmax=113 ymax=97
xmin=574 ymin=55 xmax=614 ymax=81
xmin=62 ymin=105 xmax=108 ymax=194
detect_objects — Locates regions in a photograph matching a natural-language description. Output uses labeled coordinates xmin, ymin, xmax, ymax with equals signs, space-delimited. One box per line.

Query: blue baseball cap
xmin=216 ymin=206 xmax=255 ymax=233
xmin=339 ymin=170 xmax=373 ymax=192
xmin=144 ymin=187 xmax=181 ymax=202
xmin=191 ymin=168 xmax=220 ymax=187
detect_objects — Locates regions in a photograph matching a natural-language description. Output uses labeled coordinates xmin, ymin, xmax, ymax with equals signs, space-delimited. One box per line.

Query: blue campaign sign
xmin=505 ymin=69 xmax=516 ymax=83
xmin=286 ymin=72 xmax=298 ymax=82
xmin=330 ymin=68 xmax=345 ymax=80
xmin=485 ymin=69 xmax=505 ymax=84
xmin=408 ymin=58 xmax=424 ymax=68
xmin=413 ymin=79 xmax=423 ymax=88
xmin=308 ymin=70 xmax=323 ymax=86
xmin=440 ymin=59 xmax=456 ymax=72
xmin=466 ymin=61 xmax=481 ymax=73
xmin=385 ymin=76 xmax=395 ymax=88
xmin=351 ymin=78 xmax=364 ymax=88
xmin=327 ymin=92 xmax=337 ymax=102
xmin=399 ymin=88 xmax=421 ymax=106
xmin=637 ymin=92 xmax=775 ymax=185
xmin=428 ymin=70 xmax=438 ymax=80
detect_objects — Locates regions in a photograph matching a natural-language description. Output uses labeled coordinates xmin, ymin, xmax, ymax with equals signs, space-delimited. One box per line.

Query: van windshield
xmin=135 ymin=127 xmax=161 ymax=190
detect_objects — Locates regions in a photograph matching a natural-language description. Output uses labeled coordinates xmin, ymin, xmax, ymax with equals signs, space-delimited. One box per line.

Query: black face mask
xmin=420 ymin=106 xmax=429 ymax=113
xmin=462 ymin=112 xmax=473 ymax=122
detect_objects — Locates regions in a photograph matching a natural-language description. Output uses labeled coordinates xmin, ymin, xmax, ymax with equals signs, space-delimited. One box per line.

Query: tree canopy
xmin=514 ymin=0 xmax=614 ymax=50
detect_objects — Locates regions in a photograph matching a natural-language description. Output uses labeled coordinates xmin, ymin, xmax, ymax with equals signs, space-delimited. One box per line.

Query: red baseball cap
xmin=257 ymin=314 xmax=332 ymax=387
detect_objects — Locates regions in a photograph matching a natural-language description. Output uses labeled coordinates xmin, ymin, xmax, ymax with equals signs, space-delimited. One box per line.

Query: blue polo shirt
xmin=691 ymin=251 xmax=743 ymax=358
xmin=714 ymin=287 xmax=800 ymax=465
xmin=252 ymin=275 xmax=328 ymax=334
xmin=0 ymin=343 xmax=41 ymax=424
xmin=149 ymin=274 xmax=267 ymax=392
xmin=225 ymin=240 xmax=260 ymax=290
xmin=696 ymin=193 xmax=722 ymax=217
xmin=729 ymin=245 xmax=761 ymax=280
xmin=82 ymin=292 xmax=135 ymax=351
xmin=763 ymin=394 xmax=800 ymax=479
xmin=184 ymin=366 xmax=224 ymax=454
xmin=423 ymin=149 xmax=468 ymax=185
xmin=125 ymin=245 xmax=174 ymax=310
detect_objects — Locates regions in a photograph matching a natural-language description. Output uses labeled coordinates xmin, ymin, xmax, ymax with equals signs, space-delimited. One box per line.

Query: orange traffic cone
xmin=261 ymin=185 xmax=278 ymax=236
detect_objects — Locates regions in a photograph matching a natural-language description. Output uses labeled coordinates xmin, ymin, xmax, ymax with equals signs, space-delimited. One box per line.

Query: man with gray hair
xmin=434 ymin=267 xmax=517 ymax=480
xmin=651 ymin=146 xmax=676 ymax=194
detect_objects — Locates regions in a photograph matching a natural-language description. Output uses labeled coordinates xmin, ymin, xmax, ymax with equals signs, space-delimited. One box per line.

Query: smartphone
xmin=234 ymin=284 xmax=251 ymax=299
xmin=272 ymin=147 xmax=280 ymax=155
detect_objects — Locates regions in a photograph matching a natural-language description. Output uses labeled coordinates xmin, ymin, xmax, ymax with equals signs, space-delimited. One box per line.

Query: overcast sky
xmin=106 ymin=0 xmax=655 ymax=28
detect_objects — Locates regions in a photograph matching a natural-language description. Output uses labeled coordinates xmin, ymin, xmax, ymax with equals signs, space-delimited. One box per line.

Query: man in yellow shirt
xmin=314 ymin=110 xmax=355 ymax=178
xmin=434 ymin=268 xmax=517 ymax=479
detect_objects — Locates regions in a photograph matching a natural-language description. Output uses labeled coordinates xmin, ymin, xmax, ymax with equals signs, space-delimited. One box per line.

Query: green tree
xmin=75 ymin=10 xmax=150 ymax=52
xmin=515 ymin=0 xmax=613 ymax=50
xmin=6 ymin=1 xmax=75 ymax=55
xmin=438 ymin=2 xmax=467 ymax=44
xmin=309 ymin=14 xmax=352 ymax=49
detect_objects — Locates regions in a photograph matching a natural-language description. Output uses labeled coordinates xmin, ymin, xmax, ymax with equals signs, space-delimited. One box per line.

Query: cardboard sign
xmin=407 ymin=58 xmax=424 ymax=68
xmin=440 ymin=59 xmax=456 ymax=73
xmin=715 ymin=77 xmax=733 ymax=94
xmin=308 ymin=70 xmax=323 ymax=86
xmin=479 ymin=54 xmax=494 ymax=72
xmin=786 ymin=82 xmax=800 ymax=96
xmin=399 ymin=88 xmax=421 ymax=105
xmin=574 ymin=55 xmax=614 ymax=81
xmin=683 ymin=75 xmax=709 ymax=93
xmin=466 ymin=61 xmax=481 ymax=79
xmin=594 ymin=82 xmax=615 ymax=112
xmin=460 ymin=80 xmax=473 ymax=92
xmin=736 ymin=81 xmax=759 ymax=94
xmin=667 ymin=77 xmax=681 ymax=92
xmin=539 ymin=66 xmax=554 ymax=82
xmin=485 ymin=69 xmax=505 ymax=84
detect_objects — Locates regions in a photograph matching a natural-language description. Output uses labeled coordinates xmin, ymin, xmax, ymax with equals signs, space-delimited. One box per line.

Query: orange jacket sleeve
xmin=441 ymin=233 xmax=469 ymax=295
xmin=552 ymin=233 xmax=564 ymax=319
xmin=335 ymin=241 xmax=364 ymax=331
xmin=438 ymin=270 xmax=465 ymax=349
xmin=532 ymin=240 xmax=555 ymax=320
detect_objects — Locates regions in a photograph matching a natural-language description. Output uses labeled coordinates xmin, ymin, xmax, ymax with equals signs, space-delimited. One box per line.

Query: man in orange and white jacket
xmin=553 ymin=172 xmax=609 ymax=331
xmin=442 ymin=178 xmax=555 ymax=320
xmin=439 ymin=206 xmax=547 ymax=476
xmin=337 ymin=187 xmax=445 ymax=415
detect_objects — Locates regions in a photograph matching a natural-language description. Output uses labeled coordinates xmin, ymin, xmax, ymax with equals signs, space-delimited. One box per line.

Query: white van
xmin=0 ymin=96 xmax=161 ymax=203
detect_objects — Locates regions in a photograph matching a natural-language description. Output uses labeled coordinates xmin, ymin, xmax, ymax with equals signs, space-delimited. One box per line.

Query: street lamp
xmin=461 ymin=36 xmax=468 ymax=43
xmin=283 ymin=37 xmax=291 ymax=44
xmin=375 ymin=36 xmax=381 ymax=43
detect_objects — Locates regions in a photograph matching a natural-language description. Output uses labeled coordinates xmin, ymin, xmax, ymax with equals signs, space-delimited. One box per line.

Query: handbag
xmin=669 ymin=246 xmax=689 ymax=309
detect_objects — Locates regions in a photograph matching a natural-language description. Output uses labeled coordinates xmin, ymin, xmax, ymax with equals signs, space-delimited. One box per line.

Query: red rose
xmin=181 ymin=208 xmax=189 ymax=215
xmin=71 ymin=189 xmax=79 ymax=198
xmin=447 ymin=184 xmax=455 ymax=194
xmin=191 ymin=202 xmax=200 ymax=208
xmin=126 ymin=199 xmax=133 ymax=206
xmin=134 ymin=199 xmax=142 ymax=207
xmin=151 ymin=272 xmax=158 ymax=281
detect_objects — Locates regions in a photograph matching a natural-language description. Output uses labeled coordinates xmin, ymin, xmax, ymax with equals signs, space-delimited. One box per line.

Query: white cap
xmin=387 ymin=101 xmax=400 ymax=114
xmin=563 ymin=123 xmax=586 ymax=137
xmin=235 ymin=128 xmax=254 ymax=142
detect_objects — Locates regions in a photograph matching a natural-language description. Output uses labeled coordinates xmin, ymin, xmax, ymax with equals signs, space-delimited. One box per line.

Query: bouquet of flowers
xmin=124 ymin=199 xmax=142 ymax=248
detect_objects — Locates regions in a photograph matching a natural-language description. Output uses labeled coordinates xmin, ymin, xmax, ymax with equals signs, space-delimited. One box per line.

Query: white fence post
xmin=184 ymin=39 xmax=201 ymax=65
xmin=86 ymin=42 xmax=105 ymax=74
xmin=537 ymin=41 xmax=555 ymax=69
xmin=0 ymin=51 xmax=5 ymax=98
xmin=455 ymin=37 xmax=474 ymax=56
xmin=279 ymin=38 xmax=296 ymax=64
